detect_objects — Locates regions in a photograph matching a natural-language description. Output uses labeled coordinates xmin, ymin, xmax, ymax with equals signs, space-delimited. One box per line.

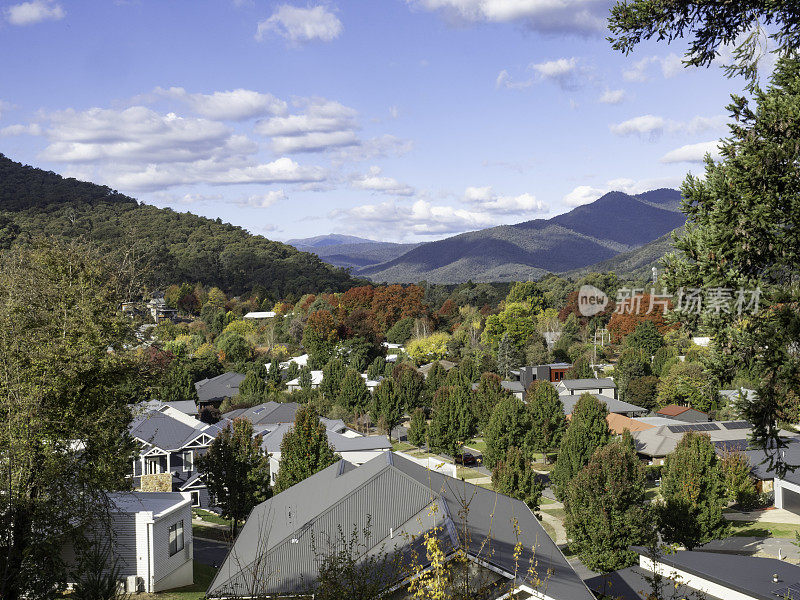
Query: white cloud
xmin=31 ymin=105 xmax=326 ymax=191
xmin=623 ymin=53 xmax=685 ymax=82
xmin=337 ymin=185 xmax=547 ymax=237
xmin=239 ymin=190 xmax=287 ymax=207
xmin=495 ymin=69 xmax=533 ymax=90
xmin=149 ymin=87 xmax=287 ymax=121
xmin=331 ymin=134 xmax=414 ymax=163
xmin=563 ymin=176 xmax=685 ymax=206
xmin=407 ymin=0 xmax=613 ymax=35
xmin=598 ymin=88 xmax=625 ymax=104
xmin=609 ymin=114 xmax=665 ymax=138
xmin=256 ymin=97 xmax=360 ymax=153
xmin=463 ymin=186 xmax=547 ymax=214
xmin=351 ymin=166 xmax=414 ymax=196
xmin=609 ymin=114 xmax=727 ymax=140
xmin=5 ymin=0 xmax=64 ymax=25
xmin=0 ymin=123 xmax=42 ymax=136
xmin=256 ymin=5 xmax=342 ymax=43
xmin=660 ymin=141 xmax=722 ymax=163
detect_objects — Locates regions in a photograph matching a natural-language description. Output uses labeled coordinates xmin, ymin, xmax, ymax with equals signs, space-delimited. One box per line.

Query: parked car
xmin=454 ymin=452 xmax=477 ymax=467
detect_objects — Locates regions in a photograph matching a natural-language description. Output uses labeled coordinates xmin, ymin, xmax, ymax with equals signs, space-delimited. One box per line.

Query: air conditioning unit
xmin=125 ymin=575 xmax=142 ymax=593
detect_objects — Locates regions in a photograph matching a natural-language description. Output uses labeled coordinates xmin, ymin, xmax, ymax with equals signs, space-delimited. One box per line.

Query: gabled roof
xmin=108 ymin=491 xmax=189 ymax=518
xmin=259 ymin=421 xmax=390 ymax=454
xmin=131 ymin=410 xmax=220 ymax=452
xmin=206 ymin=453 xmax=594 ymax=599
xmin=656 ymin=404 xmax=705 ymax=417
xmin=558 ymin=377 xmax=616 ymax=390
xmin=560 ymin=394 xmax=646 ymax=416
xmin=606 ymin=413 xmax=656 ymax=435
xmin=195 ymin=372 xmax=245 ymax=404
xmin=225 ymin=401 xmax=300 ymax=426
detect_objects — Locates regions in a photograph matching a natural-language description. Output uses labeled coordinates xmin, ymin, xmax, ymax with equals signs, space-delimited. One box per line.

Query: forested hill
xmin=0 ymin=154 xmax=361 ymax=299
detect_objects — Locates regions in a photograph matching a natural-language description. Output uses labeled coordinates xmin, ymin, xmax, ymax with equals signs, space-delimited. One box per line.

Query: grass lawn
xmin=465 ymin=439 xmax=486 ymax=453
xmin=139 ymin=561 xmax=216 ymax=600
xmin=540 ymin=519 xmax=557 ymax=541
xmin=540 ymin=496 xmax=557 ymax=506
xmin=540 ymin=507 xmax=566 ymax=522
xmin=729 ymin=521 xmax=800 ymax=538
xmin=456 ymin=467 xmax=485 ymax=480
xmin=391 ymin=441 xmax=415 ymax=453
xmin=644 ymin=486 xmax=661 ymax=502
xmin=193 ymin=509 xmax=230 ymax=526
xmin=193 ymin=524 xmax=231 ymax=543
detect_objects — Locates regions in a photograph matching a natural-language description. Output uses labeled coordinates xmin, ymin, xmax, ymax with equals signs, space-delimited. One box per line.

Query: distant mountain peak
xmin=286 ymin=234 xmax=378 ymax=248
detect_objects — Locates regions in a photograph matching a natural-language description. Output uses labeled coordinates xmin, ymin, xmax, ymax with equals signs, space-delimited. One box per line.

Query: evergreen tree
xmin=266 ymin=357 xmax=284 ymax=389
xmin=624 ymin=319 xmax=664 ymax=356
xmin=565 ymin=433 xmax=653 ymax=571
xmin=198 ymin=418 xmax=271 ymax=536
xmin=473 ymin=372 xmax=509 ymax=432
xmin=274 ymin=406 xmax=338 ymax=493
xmin=392 ymin=362 xmax=425 ymax=412
xmin=339 ymin=368 xmax=370 ymax=414
xmin=424 ymin=361 xmax=448 ymax=406
xmin=299 ymin=365 xmax=313 ymax=390
xmin=238 ymin=368 xmax=267 ymax=405
xmin=551 ymin=393 xmax=611 ymax=500
xmin=407 ymin=408 xmax=428 ymax=447
xmin=492 ymin=446 xmax=544 ymax=510
xmin=371 ymin=378 xmax=402 ymax=440
xmin=320 ymin=357 xmax=346 ymax=400
xmin=658 ymin=431 xmax=728 ymax=549
xmin=496 ymin=332 xmax=515 ymax=378
xmin=526 ymin=381 xmax=566 ymax=460
xmin=483 ymin=396 xmax=532 ymax=468
xmin=366 ymin=356 xmax=386 ymax=380
xmin=720 ymin=450 xmax=758 ymax=508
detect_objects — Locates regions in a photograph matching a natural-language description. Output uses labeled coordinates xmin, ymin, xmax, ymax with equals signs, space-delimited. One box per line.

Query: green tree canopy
xmin=492 ymin=446 xmax=544 ymax=510
xmin=339 ymin=368 xmax=370 ymax=414
xmin=198 ymin=418 xmax=271 ymax=536
xmin=658 ymin=431 xmax=728 ymax=549
xmin=371 ymin=378 xmax=403 ymax=440
xmin=274 ymin=405 xmax=338 ymax=493
xmin=527 ymin=380 xmax=566 ymax=458
xmin=565 ymin=434 xmax=653 ymax=572
xmin=551 ymin=393 xmax=611 ymax=500
xmin=483 ymin=396 xmax=533 ymax=469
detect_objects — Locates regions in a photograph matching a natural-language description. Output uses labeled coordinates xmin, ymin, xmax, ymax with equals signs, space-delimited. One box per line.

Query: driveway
xmin=194 ymin=538 xmax=230 ymax=568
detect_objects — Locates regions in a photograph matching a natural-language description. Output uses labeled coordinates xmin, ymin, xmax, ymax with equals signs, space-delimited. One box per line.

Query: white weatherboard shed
xmin=107 ymin=491 xmax=194 ymax=593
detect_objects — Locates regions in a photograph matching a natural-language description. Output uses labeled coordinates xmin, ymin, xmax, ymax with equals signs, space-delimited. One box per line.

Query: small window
xmin=182 ymin=450 xmax=194 ymax=472
xmin=169 ymin=520 xmax=185 ymax=556
xmin=190 ymin=491 xmax=201 ymax=507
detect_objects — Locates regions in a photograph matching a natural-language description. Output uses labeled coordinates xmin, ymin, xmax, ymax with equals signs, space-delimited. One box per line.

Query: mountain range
xmin=289 ymin=189 xmax=686 ymax=283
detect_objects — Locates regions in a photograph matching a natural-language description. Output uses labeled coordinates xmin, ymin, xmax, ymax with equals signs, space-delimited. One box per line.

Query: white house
xmin=244 ymin=311 xmax=276 ymax=319
xmin=64 ymin=492 xmax=193 ymax=594
xmin=556 ymin=377 xmax=618 ymax=399
xmin=285 ymin=369 xmax=323 ymax=392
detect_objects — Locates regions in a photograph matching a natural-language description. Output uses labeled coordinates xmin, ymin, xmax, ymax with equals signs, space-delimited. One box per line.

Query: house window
xmin=190 ymin=491 xmax=201 ymax=507
xmin=169 ymin=520 xmax=184 ymax=556
xmin=182 ymin=450 xmax=194 ymax=472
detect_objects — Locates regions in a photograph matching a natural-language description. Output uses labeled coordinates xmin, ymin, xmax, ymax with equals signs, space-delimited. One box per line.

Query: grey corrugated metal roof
xmin=585 ymin=565 xmax=725 ymax=600
xmin=207 ymin=453 xmax=593 ymax=599
xmin=131 ymin=411 xmax=200 ymax=451
xmin=629 ymin=547 xmax=800 ymax=600
xmin=195 ymin=372 xmax=245 ymax=404
xmin=225 ymin=401 xmax=300 ymax=426
xmin=259 ymin=423 xmax=390 ymax=454
xmin=108 ymin=491 xmax=189 ymax=517
xmin=559 ymin=377 xmax=616 ymax=390
xmin=560 ymin=394 xmax=646 ymax=416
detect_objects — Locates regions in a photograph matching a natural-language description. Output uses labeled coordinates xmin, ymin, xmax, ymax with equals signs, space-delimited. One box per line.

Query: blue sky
xmin=0 ymin=0 xmax=767 ymax=242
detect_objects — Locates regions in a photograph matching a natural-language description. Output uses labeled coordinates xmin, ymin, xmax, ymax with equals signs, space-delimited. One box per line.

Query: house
xmin=258 ymin=419 xmax=391 ymax=483
xmin=130 ymin=408 xmax=222 ymax=507
xmin=243 ymin=311 xmax=276 ymax=319
xmin=656 ymin=404 xmax=709 ymax=422
xmin=630 ymin=420 xmax=799 ymax=465
xmin=194 ymin=372 xmax=245 ymax=408
xmin=224 ymin=401 xmax=300 ymax=426
xmin=206 ymin=453 xmax=594 ymax=600
xmin=285 ymin=369 xmax=323 ymax=392
xmin=586 ymin=547 xmax=800 ymax=600
xmin=140 ymin=399 xmax=199 ymax=418
xmin=556 ymin=377 xmax=617 ymax=399
xmin=64 ymin=492 xmax=193 ymax=593
xmin=512 ymin=363 xmax=572 ymax=389
xmin=605 ymin=413 xmax=660 ymax=435
xmin=147 ymin=298 xmax=177 ymax=323
xmin=560 ymin=393 xmax=647 ymax=418
xmin=417 ymin=360 xmax=456 ymax=378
